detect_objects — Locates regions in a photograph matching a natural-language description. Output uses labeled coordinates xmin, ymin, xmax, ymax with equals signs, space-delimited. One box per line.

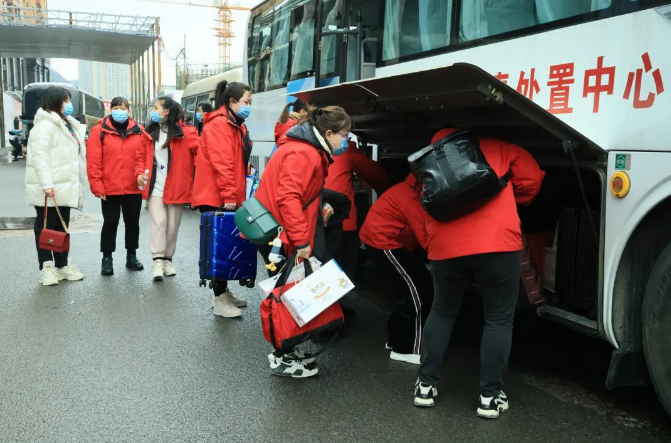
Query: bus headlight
xmin=610 ymin=172 xmax=630 ymax=198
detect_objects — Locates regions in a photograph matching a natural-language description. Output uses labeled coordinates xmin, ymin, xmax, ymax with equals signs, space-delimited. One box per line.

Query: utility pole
xmin=0 ymin=55 xmax=5 ymax=149
xmin=181 ymin=34 xmax=186 ymax=90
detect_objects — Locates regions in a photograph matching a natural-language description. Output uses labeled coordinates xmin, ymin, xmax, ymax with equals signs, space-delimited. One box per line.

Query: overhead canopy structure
xmin=0 ymin=8 xmax=158 ymax=64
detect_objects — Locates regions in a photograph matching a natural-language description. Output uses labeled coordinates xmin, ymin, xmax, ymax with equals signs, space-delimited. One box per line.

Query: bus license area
xmin=494 ymin=51 xmax=665 ymax=114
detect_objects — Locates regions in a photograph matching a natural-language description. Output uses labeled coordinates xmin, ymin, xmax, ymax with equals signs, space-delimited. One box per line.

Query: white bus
xmin=180 ymin=67 xmax=243 ymax=120
xmin=244 ymin=0 xmax=671 ymax=416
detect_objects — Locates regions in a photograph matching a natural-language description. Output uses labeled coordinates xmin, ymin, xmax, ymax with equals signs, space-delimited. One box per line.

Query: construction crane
xmin=124 ymin=0 xmax=250 ymax=67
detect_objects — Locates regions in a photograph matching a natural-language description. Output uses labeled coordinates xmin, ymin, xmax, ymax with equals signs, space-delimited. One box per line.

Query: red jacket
xmin=359 ymin=174 xmax=429 ymax=251
xmin=191 ymin=108 xmax=251 ymax=209
xmin=135 ymin=123 xmax=199 ymax=204
xmin=324 ymin=143 xmax=392 ymax=231
xmin=87 ymin=117 xmax=144 ymax=196
xmin=274 ymin=117 xmax=297 ymax=144
xmin=423 ymin=128 xmax=545 ymax=261
xmin=255 ymin=123 xmax=331 ymax=253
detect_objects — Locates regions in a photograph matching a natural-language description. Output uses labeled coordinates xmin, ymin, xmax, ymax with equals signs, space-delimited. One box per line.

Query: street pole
xmin=0 ymin=55 xmax=5 ymax=149
xmin=157 ymin=18 xmax=162 ymax=93
xmin=181 ymin=34 xmax=186 ymax=90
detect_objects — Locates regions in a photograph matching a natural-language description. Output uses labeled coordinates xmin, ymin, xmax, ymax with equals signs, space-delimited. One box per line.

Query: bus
xmin=244 ymin=0 xmax=671 ymax=416
xmin=21 ymin=82 xmax=106 ymax=142
xmin=180 ymin=68 xmax=243 ymax=120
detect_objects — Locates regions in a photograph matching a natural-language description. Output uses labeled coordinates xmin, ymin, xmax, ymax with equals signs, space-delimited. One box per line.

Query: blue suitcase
xmin=199 ymin=211 xmax=257 ymax=288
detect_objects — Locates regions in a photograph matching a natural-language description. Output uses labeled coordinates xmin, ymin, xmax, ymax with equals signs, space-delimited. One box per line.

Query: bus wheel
xmin=643 ymin=242 xmax=671 ymax=417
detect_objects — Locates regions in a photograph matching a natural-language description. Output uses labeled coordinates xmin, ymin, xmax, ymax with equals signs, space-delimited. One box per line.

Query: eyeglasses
xmin=337 ymin=131 xmax=351 ymax=141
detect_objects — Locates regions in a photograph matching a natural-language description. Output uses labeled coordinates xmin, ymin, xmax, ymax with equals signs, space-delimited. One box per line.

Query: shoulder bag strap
xmin=43 ymin=196 xmax=69 ymax=233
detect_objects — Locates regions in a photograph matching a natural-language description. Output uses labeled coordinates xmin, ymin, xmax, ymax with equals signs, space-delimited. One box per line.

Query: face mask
xmin=195 ymin=112 xmax=203 ymax=122
xmin=111 ymin=110 xmax=129 ymax=124
xmin=150 ymin=111 xmax=163 ymax=124
xmin=235 ymin=103 xmax=251 ymax=120
xmin=333 ymin=137 xmax=350 ymax=156
xmin=63 ymin=102 xmax=73 ymax=117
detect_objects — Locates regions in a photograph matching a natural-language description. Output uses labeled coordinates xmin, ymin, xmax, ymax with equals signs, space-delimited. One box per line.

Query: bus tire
xmin=642 ymin=242 xmax=671 ymax=417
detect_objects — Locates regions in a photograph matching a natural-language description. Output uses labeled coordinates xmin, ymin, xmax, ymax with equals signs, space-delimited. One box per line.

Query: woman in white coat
xmin=25 ymin=86 xmax=87 ymax=286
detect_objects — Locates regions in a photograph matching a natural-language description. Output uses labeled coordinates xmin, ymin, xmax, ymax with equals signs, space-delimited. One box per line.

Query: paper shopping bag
xmin=280 ymin=259 xmax=355 ymax=327
xmin=258 ymin=257 xmax=322 ymax=297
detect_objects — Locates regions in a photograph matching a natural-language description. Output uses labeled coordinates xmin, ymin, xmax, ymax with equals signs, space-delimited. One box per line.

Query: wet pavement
xmin=0 ymin=157 xmax=670 ymax=442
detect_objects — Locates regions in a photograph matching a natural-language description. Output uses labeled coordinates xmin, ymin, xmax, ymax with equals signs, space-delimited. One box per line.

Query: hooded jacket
xmin=255 ymin=122 xmax=332 ymax=253
xmin=422 ymin=128 xmax=545 ymax=260
xmin=87 ymin=116 xmax=144 ymax=196
xmin=273 ymin=112 xmax=301 ymax=144
xmin=359 ymin=174 xmax=428 ymax=251
xmin=25 ymin=108 xmax=86 ymax=210
xmin=191 ymin=107 xmax=252 ymax=209
xmin=136 ymin=122 xmax=199 ymax=204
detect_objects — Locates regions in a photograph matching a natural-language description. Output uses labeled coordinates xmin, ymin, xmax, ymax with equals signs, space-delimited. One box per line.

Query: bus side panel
xmin=604 ymin=152 xmax=671 ymax=349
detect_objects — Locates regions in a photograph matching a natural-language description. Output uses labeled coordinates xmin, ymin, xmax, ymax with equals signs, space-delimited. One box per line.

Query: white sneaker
xmin=57 ymin=263 xmax=84 ymax=281
xmin=269 ymin=353 xmax=319 ymax=378
xmin=153 ymin=260 xmax=164 ymax=282
xmin=228 ymin=292 xmax=247 ymax=308
xmin=213 ymin=294 xmax=242 ymax=317
xmin=477 ymin=392 xmax=509 ymax=419
xmin=39 ymin=261 xmax=59 ymax=286
xmin=390 ymin=351 xmax=421 ymax=365
xmin=267 ymin=350 xmax=315 ymax=365
xmin=163 ymin=260 xmax=176 ymax=276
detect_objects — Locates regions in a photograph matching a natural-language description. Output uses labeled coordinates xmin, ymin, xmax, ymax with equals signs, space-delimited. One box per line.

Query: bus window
xmin=320 ymin=0 xmax=342 ymax=78
xmin=460 ymin=0 xmax=613 ymax=41
xmin=382 ymin=0 xmax=453 ymax=61
xmin=248 ymin=7 xmax=273 ymax=92
xmin=269 ymin=1 xmax=292 ymax=88
xmin=196 ymin=94 xmax=209 ymax=111
xmin=185 ymin=97 xmax=197 ymax=117
xmin=290 ymin=0 xmax=317 ymax=80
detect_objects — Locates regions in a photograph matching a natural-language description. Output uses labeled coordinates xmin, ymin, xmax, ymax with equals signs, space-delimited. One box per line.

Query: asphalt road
xmin=1 ymin=156 xmax=670 ymax=442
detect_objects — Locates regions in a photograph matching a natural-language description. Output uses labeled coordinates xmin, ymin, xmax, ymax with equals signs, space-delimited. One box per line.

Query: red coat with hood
xmin=87 ymin=116 xmax=144 ymax=196
xmin=274 ymin=115 xmax=298 ymax=144
xmin=255 ymin=122 xmax=332 ymax=254
xmin=422 ymin=128 xmax=545 ymax=261
xmin=325 ymin=142 xmax=392 ymax=231
xmin=191 ymin=107 xmax=252 ymax=209
xmin=359 ymin=173 xmax=429 ymax=252
xmin=135 ymin=122 xmax=199 ymax=204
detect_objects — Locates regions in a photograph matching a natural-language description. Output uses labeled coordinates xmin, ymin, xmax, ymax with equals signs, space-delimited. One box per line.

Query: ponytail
xmin=214 ymin=80 xmax=252 ymax=110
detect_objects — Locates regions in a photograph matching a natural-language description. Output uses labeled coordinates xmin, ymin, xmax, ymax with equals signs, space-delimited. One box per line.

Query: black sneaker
xmin=413 ymin=378 xmax=438 ymax=407
xmin=269 ymin=353 xmax=319 ymax=378
xmin=476 ymin=391 xmax=509 ymax=419
xmin=101 ymin=256 xmax=114 ymax=276
xmin=126 ymin=255 xmax=144 ymax=271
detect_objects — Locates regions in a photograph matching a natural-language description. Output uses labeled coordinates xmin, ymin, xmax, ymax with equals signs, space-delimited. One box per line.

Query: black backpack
xmin=408 ymin=131 xmax=510 ymax=222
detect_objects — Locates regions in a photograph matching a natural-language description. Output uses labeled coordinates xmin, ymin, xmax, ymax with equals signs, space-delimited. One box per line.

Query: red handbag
xmin=260 ymin=255 xmax=344 ymax=351
xmin=38 ymin=196 xmax=70 ymax=253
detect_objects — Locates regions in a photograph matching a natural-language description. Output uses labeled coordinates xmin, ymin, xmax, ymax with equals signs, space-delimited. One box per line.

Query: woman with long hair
xmin=25 ymin=86 xmax=86 ymax=285
xmin=136 ymin=96 xmax=199 ymax=281
xmin=255 ymin=105 xmax=353 ymax=377
xmin=191 ymin=80 xmax=253 ymax=317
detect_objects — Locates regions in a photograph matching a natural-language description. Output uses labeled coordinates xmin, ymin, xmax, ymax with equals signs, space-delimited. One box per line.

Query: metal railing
xmin=0 ymin=5 xmax=158 ymax=35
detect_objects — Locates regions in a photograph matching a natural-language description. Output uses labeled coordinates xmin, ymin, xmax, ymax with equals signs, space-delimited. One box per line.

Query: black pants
xmin=366 ymin=246 xmax=433 ymax=354
xmin=34 ymin=206 xmax=71 ymax=270
xmin=100 ymin=194 xmax=142 ymax=255
xmin=419 ymin=251 xmax=521 ymax=397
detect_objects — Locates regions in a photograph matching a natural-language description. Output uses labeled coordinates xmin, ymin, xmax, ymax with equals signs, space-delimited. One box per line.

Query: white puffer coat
xmin=25 ymin=108 xmax=87 ymax=210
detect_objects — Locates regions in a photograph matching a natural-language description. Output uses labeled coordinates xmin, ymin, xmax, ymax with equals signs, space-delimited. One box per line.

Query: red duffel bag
xmin=260 ymin=254 xmax=344 ymax=352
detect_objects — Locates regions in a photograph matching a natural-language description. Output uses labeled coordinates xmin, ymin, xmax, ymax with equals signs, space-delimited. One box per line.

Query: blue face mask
xmin=111 ymin=110 xmax=129 ymax=124
xmin=195 ymin=112 xmax=203 ymax=122
xmin=150 ymin=111 xmax=163 ymax=124
xmin=333 ymin=137 xmax=350 ymax=156
xmin=235 ymin=104 xmax=251 ymax=120
xmin=62 ymin=102 xmax=74 ymax=117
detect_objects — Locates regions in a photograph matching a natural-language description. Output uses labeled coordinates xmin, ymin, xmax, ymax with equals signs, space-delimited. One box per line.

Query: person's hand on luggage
xmin=222 ymin=203 xmax=236 ymax=211
xmin=297 ymin=245 xmax=311 ymax=259
xmin=43 ymin=188 xmax=55 ymax=198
